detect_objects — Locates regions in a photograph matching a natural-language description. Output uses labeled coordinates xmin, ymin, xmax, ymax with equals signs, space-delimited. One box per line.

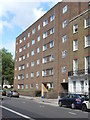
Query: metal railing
xmin=68 ymin=69 xmax=90 ymax=76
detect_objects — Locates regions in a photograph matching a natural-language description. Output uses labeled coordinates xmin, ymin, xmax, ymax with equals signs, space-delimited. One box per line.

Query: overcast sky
xmin=0 ymin=0 xmax=63 ymax=58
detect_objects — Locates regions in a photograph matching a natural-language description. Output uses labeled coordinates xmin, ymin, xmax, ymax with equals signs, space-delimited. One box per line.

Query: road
xmin=0 ymin=97 xmax=89 ymax=120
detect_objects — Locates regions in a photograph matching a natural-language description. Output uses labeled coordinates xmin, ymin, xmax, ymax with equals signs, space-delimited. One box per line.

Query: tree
xmin=2 ymin=48 xmax=14 ymax=86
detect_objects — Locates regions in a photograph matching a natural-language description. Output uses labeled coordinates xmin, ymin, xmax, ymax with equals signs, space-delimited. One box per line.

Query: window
xmin=85 ymin=35 xmax=90 ymax=47
xmin=62 ymin=35 xmax=67 ymax=43
xmin=43 ymin=44 xmax=47 ymax=51
xmin=81 ymin=81 xmax=84 ymax=93
xmin=85 ymin=56 xmax=90 ymax=74
xmin=43 ymin=32 xmax=47 ymax=39
xmin=36 ymin=84 xmax=39 ymax=89
xmin=23 ymin=45 xmax=26 ymax=50
xmin=24 ymin=36 xmax=26 ymax=41
xmin=27 ymin=53 xmax=29 ymax=58
xmin=84 ymin=17 xmax=90 ymax=28
xmin=19 ymin=66 xmax=21 ymax=71
xmin=32 ymin=28 xmax=35 ymax=34
xmin=42 ymin=68 xmax=54 ymax=76
xmin=37 ymin=48 xmax=40 ymax=53
xmin=31 ymin=72 xmax=34 ymax=78
xmin=31 ymin=50 xmax=35 ymax=56
xmin=42 ymin=57 xmax=47 ymax=64
xmin=50 ymin=41 xmax=54 ymax=48
xmin=61 ymin=66 xmax=66 ymax=73
xmin=50 ymin=27 xmax=54 ymax=34
xmin=38 ymin=24 xmax=40 ymax=30
xmin=19 ymin=48 xmax=22 ymax=53
xmin=73 ymin=81 xmax=76 ymax=93
xmin=37 ymin=36 xmax=40 ymax=42
xmin=62 ymin=20 xmax=67 ymax=28
xmin=42 ymin=70 xmax=46 ymax=77
xmin=62 ymin=50 xmax=67 ymax=58
xmin=73 ymin=24 xmax=78 ymax=33
xmin=25 ymin=84 xmax=28 ymax=89
xmin=30 ymin=84 xmax=33 ymax=89
xmin=49 ymin=68 xmax=54 ymax=75
xmin=19 ymin=57 xmax=22 ymax=61
xmin=28 ymin=32 xmax=30 ymax=38
xmin=73 ymin=40 xmax=78 ymax=51
xmin=50 ymin=55 xmax=54 ymax=62
xmin=27 ymin=42 xmax=30 ymax=48
xmin=43 ymin=19 xmax=48 ymax=26
xmin=73 ymin=59 xmax=78 ymax=75
xmin=22 ymin=65 xmax=25 ymax=70
xmin=36 ymin=71 xmax=40 ymax=77
xmin=50 ymin=15 xmax=55 ymax=22
xmin=63 ymin=5 xmax=67 ymax=14
xmin=31 ymin=61 xmax=34 ymax=67
xmin=20 ymin=39 xmax=22 ymax=43
xmin=37 ymin=59 xmax=40 ymax=65
xmin=27 ymin=63 xmax=29 ymax=68
xmin=32 ymin=39 xmax=35 ymax=45
xmin=26 ymin=73 xmax=28 ymax=78
xmin=23 ymin=55 xmax=25 ymax=60
xmin=22 ymin=74 xmax=24 ymax=79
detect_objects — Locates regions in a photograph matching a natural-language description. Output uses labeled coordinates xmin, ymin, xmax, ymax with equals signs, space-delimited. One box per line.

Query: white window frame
xmin=85 ymin=35 xmax=90 ymax=48
xmin=37 ymin=48 xmax=40 ymax=53
xmin=27 ymin=53 xmax=29 ymax=58
xmin=27 ymin=42 xmax=30 ymax=48
xmin=50 ymin=41 xmax=54 ymax=48
xmin=37 ymin=59 xmax=40 ymax=65
xmin=63 ymin=5 xmax=67 ymax=14
xmin=38 ymin=24 xmax=40 ymax=30
xmin=31 ymin=61 xmax=35 ymax=67
xmin=32 ymin=39 xmax=35 ymax=45
xmin=50 ymin=15 xmax=55 ymax=22
xmin=61 ymin=66 xmax=66 ymax=73
xmin=50 ymin=27 xmax=54 ymax=35
xmin=73 ymin=40 xmax=78 ymax=51
xmin=43 ymin=19 xmax=48 ymax=26
xmin=62 ymin=50 xmax=67 ymax=58
xmin=62 ymin=20 xmax=67 ymax=28
xmin=28 ymin=32 xmax=30 ymax=38
xmin=31 ymin=50 xmax=35 ymax=56
xmin=36 ymin=71 xmax=40 ymax=77
xmin=43 ymin=32 xmax=47 ymax=39
xmin=84 ymin=17 xmax=90 ymax=28
xmin=37 ymin=36 xmax=40 ymax=42
xmin=32 ymin=28 xmax=35 ymax=34
xmin=43 ymin=44 xmax=47 ymax=51
xmin=31 ymin=72 xmax=34 ymax=78
xmin=62 ymin=35 xmax=67 ymax=43
xmin=73 ymin=24 xmax=78 ymax=33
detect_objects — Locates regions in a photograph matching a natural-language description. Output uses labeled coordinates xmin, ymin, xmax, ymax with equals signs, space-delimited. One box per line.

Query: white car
xmin=82 ymin=100 xmax=90 ymax=111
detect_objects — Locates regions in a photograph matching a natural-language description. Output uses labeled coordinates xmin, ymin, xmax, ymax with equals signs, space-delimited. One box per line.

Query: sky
xmin=0 ymin=0 xmax=62 ymax=59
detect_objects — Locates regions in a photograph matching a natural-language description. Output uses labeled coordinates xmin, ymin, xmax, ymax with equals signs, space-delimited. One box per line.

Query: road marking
xmin=69 ymin=112 xmax=77 ymax=115
xmin=0 ymin=105 xmax=35 ymax=120
xmin=22 ymin=101 xmax=26 ymax=103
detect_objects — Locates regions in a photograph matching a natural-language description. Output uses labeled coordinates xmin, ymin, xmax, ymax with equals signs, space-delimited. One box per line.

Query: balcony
xmin=68 ymin=69 xmax=90 ymax=76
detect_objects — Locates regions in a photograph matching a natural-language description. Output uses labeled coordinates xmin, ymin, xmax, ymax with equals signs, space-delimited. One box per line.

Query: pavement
xmin=20 ymin=95 xmax=58 ymax=106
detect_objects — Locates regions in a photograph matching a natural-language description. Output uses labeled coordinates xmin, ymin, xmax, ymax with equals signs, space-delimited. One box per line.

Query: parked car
xmin=7 ymin=90 xmax=19 ymax=98
xmin=82 ymin=99 xmax=90 ymax=111
xmin=2 ymin=90 xmax=6 ymax=96
xmin=58 ymin=93 xmax=89 ymax=109
xmin=0 ymin=90 xmax=4 ymax=100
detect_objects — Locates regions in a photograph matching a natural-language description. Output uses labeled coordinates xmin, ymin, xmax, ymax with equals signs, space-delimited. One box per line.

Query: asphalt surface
xmin=0 ymin=97 xmax=89 ymax=120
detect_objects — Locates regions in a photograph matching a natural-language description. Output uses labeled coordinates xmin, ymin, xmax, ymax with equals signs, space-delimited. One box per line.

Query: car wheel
xmin=59 ymin=101 xmax=62 ymax=107
xmin=71 ymin=103 xmax=75 ymax=109
xmin=82 ymin=104 xmax=87 ymax=111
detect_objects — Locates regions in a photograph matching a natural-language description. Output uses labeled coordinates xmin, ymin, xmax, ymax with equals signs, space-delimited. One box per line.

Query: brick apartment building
xmin=14 ymin=1 xmax=90 ymax=98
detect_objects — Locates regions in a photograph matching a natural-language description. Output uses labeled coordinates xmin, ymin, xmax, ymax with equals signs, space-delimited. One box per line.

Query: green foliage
xmin=1 ymin=48 xmax=14 ymax=86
